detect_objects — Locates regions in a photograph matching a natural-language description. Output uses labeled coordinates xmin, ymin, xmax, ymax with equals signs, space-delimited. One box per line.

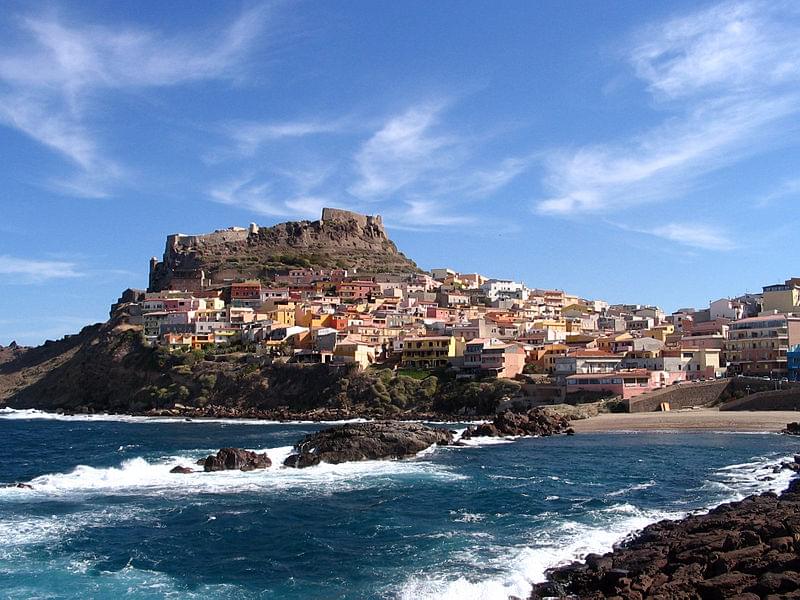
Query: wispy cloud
xmin=384 ymin=199 xmax=477 ymax=231
xmin=534 ymin=0 xmax=800 ymax=246
xmin=630 ymin=1 xmax=800 ymax=100
xmin=0 ymin=6 xmax=268 ymax=197
xmin=223 ymin=118 xmax=346 ymax=156
xmin=537 ymin=94 xmax=797 ymax=216
xmin=0 ymin=255 xmax=84 ymax=283
xmin=210 ymin=99 xmax=532 ymax=227
xmin=349 ymin=102 xmax=459 ymax=198
xmin=648 ymin=223 xmax=736 ymax=251
xmin=757 ymin=177 xmax=800 ymax=207
xmin=209 ymin=176 xmax=330 ymax=220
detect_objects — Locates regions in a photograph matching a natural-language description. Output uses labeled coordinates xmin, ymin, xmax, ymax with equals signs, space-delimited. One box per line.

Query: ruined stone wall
xmin=171 ymin=229 xmax=250 ymax=249
xmin=322 ymin=207 xmax=382 ymax=229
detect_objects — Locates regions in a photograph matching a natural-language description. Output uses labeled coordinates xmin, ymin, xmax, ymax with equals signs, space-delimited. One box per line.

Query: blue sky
xmin=1 ymin=0 xmax=799 ymax=345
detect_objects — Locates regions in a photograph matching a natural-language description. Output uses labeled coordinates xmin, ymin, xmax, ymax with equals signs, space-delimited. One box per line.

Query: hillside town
xmin=111 ymin=215 xmax=800 ymax=405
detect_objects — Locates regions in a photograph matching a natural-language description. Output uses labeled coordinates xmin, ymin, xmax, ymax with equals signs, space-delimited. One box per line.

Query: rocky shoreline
xmin=529 ymin=457 xmax=800 ymax=599
xmin=42 ymin=405 xmax=491 ymax=423
xmin=166 ymin=410 xmax=574 ymax=473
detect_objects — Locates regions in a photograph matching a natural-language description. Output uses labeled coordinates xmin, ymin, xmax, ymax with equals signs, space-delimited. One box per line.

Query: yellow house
xmin=527 ymin=343 xmax=569 ymax=374
xmin=643 ymin=324 xmax=675 ymax=342
xmin=268 ymin=303 xmax=296 ymax=327
xmin=401 ymin=335 xmax=464 ymax=369
xmin=596 ymin=332 xmax=633 ymax=353
xmin=763 ymin=282 xmax=800 ymax=314
xmin=333 ymin=337 xmax=376 ymax=370
xmin=532 ymin=319 xmax=568 ymax=338
xmin=294 ymin=306 xmax=333 ymax=328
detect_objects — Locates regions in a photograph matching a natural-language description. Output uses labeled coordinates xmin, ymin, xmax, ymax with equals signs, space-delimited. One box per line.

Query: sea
xmin=2 ymin=408 xmax=800 ymax=600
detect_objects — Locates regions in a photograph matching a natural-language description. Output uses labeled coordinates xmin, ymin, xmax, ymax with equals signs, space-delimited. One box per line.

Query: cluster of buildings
xmin=117 ymin=266 xmax=800 ymax=401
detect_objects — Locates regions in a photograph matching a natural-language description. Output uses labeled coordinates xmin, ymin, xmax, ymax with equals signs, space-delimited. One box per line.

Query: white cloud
xmin=350 ymin=102 xmax=458 ymax=198
xmin=757 ymin=177 xmax=800 ymax=207
xmin=648 ymin=223 xmax=736 ymax=251
xmin=535 ymin=0 xmax=800 ymax=231
xmin=224 ymin=119 xmax=345 ymax=156
xmin=537 ymin=94 xmax=797 ymax=215
xmin=209 ymin=100 xmax=531 ymax=227
xmin=630 ymin=1 xmax=800 ymax=100
xmin=0 ymin=6 xmax=268 ymax=197
xmin=387 ymin=199 xmax=476 ymax=230
xmin=0 ymin=255 xmax=84 ymax=283
xmin=209 ymin=176 xmax=329 ymax=220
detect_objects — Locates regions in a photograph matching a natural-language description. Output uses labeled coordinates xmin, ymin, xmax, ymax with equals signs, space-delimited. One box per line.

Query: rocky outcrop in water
xmin=529 ymin=458 xmax=800 ymax=599
xmin=784 ymin=422 xmax=800 ymax=435
xmin=283 ymin=421 xmax=453 ymax=468
xmin=461 ymin=408 xmax=573 ymax=439
xmin=169 ymin=465 xmax=194 ymax=474
xmin=202 ymin=448 xmax=271 ymax=472
xmin=2 ymin=482 xmax=33 ymax=490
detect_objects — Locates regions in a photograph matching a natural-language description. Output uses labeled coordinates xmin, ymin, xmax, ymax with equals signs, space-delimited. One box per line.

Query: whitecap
xmin=0 ymin=446 xmax=468 ymax=499
xmin=607 ymin=479 xmax=656 ymax=497
xmin=397 ymin=453 xmax=799 ymax=600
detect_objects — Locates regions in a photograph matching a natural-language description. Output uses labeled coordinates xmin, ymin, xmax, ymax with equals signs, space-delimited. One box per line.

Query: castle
xmin=148 ymin=208 xmax=389 ymax=291
xmin=162 ymin=208 xmax=382 ymax=253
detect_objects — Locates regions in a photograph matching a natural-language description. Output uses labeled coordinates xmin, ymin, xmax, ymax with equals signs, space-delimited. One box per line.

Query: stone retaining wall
xmin=626 ymin=380 xmax=730 ymax=413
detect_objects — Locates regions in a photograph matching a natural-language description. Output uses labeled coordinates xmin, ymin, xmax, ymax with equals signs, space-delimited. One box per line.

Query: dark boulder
xmin=283 ymin=421 xmax=453 ymax=468
xmin=202 ymin=448 xmax=271 ymax=472
xmin=169 ymin=465 xmax=194 ymax=474
xmin=2 ymin=482 xmax=33 ymax=490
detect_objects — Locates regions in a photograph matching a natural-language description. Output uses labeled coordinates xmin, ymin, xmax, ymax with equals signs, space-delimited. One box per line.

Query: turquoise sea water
xmin=1 ymin=408 xmax=799 ymax=599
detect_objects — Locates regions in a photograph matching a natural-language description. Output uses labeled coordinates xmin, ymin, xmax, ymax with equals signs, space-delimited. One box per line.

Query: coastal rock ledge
xmin=461 ymin=408 xmax=573 ymax=439
xmin=529 ymin=458 xmax=800 ymax=600
xmin=283 ymin=421 xmax=453 ymax=468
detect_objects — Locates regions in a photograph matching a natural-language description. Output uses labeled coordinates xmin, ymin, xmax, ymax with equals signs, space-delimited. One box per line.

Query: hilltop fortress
xmin=148 ymin=208 xmax=417 ymax=292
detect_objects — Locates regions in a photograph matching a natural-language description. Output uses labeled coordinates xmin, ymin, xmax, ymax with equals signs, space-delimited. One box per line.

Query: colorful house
xmin=401 ymin=335 xmax=464 ymax=369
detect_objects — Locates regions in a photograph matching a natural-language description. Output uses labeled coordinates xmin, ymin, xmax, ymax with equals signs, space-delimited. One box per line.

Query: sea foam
xmin=1 ymin=444 xmax=464 ymax=499
xmin=397 ymin=452 xmax=799 ymax=600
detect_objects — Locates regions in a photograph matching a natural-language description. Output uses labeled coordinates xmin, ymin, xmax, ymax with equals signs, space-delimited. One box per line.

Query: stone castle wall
xmin=321 ymin=207 xmax=382 ymax=229
xmin=169 ymin=229 xmax=250 ymax=249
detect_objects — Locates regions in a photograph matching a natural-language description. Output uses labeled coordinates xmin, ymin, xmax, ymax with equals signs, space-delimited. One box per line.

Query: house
xmin=566 ymin=369 xmax=686 ymax=400
xmin=230 ymin=280 xmax=262 ymax=308
xmin=597 ymin=332 xmax=634 ymax=354
xmin=401 ymin=335 xmax=464 ymax=369
xmin=338 ymin=280 xmax=379 ymax=301
xmin=462 ymin=338 xmax=525 ymax=378
xmin=680 ymin=348 xmax=723 ymax=379
xmin=554 ymin=350 xmax=624 ymax=376
xmin=762 ymin=280 xmax=800 ymax=314
xmin=725 ymin=314 xmax=800 ymax=376
xmin=333 ymin=336 xmax=376 ymax=370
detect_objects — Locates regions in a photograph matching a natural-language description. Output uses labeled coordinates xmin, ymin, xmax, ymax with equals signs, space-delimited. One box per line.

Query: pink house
xmin=566 ymin=369 xmax=686 ymax=399
xmin=463 ymin=339 xmax=526 ymax=379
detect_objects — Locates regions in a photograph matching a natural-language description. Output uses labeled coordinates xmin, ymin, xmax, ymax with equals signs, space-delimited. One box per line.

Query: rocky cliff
xmin=0 ymin=309 xmax=521 ymax=418
xmin=148 ymin=207 xmax=420 ymax=291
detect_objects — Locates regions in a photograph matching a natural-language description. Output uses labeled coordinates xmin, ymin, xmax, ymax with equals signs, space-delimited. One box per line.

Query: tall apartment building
xmin=725 ymin=315 xmax=800 ymax=376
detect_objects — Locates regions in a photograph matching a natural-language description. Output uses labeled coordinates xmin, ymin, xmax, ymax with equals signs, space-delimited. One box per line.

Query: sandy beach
xmin=572 ymin=409 xmax=800 ymax=433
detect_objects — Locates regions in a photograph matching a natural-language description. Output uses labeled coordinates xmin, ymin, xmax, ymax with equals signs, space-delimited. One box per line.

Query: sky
xmin=1 ymin=0 xmax=800 ymax=346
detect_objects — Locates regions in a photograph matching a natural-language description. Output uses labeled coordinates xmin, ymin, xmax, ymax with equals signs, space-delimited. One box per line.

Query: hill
xmin=148 ymin=207 xmax=420 ymax=291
